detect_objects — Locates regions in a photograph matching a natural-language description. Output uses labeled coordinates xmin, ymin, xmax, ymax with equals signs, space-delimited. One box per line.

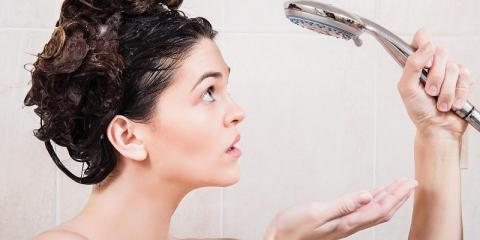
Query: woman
xmin=26 ymin=0 xmax=471 ymax=239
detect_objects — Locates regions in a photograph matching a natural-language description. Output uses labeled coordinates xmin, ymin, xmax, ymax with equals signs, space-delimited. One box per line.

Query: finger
xmin=339 ymin=180 xmax=417 ymax=233
xmin=315 ymin=182 xmax=398 ymax=238
xmin=317 ymin=192 xmax=392 ymax=237
xmin=371 ymin=186 xmax=385 ymax=197
xmin=437 ymin=62 xmax=460 ymax=112
xmin=355 ymin=187 xmax=416 ymax=234
xmin=411 ymin=28 xmax=432 ymax=50
xmin=453 ymin=66 xmax=474 ymax=110
xmin=425 ymin=46 xmax=448 ymax=97
xmin=373 ymin=178 xmax=407 ymax=199
xmin=386 ymin=187 xmax=416 ymax=218
xmin=375 ymin=180 xmax=418 ymax=223
xmin=378 ymin=179 xmax=418 ymax=204
xmin=315 ymin=179 xmax=416 ymax=237
xmin=383 ymin=178 xmax=409 ymax=193
xmin=315 ymin=191 xmax=373 ymax=224
xmin=468 ymin=72 xmax=477 ymax=100
xmin=398 ymin=42 xmax=436 ymax=99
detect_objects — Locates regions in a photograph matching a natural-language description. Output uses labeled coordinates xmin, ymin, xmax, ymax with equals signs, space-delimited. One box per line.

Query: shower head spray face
xmin=284 ymin=0 xmax=365 ymax=46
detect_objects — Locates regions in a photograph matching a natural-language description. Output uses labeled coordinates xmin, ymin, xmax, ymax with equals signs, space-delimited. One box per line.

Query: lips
xmin=226 ymin=134 xmax=241 ymax=152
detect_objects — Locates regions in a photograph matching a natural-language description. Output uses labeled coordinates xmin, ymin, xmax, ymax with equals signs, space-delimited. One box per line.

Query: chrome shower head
xmin=284 ymin=0 xmax=365 ymax=46
xmin=284 ymin=0 xmax=480 ymax=133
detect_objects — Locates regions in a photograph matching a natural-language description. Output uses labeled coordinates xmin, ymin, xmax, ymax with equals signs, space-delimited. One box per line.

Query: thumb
xmin=319 ymin=191 xmax=373 ymax=223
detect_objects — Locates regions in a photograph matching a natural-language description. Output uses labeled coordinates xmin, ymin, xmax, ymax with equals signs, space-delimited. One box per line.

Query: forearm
xmin=408 ymin=132 xmax=463 ymax=240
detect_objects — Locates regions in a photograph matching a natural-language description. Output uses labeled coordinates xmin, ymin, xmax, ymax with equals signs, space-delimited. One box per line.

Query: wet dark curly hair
xmin=23 ymin=0 xmax=217 ymax=185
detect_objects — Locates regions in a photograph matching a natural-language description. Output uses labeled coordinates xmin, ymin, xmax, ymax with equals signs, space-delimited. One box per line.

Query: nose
xmin=224 ymin=98 xmax=246 ymax=127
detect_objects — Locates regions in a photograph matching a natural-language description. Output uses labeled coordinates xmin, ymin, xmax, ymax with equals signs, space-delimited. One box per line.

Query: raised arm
xmin=396 ymin=28 xmax=474 ymax=240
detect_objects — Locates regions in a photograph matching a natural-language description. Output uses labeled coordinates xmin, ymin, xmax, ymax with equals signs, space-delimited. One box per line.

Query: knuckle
xmin=428 ymin=72 xmax=443 ymax=83
xmin=337 ymin=220 xmax=354 ymax=233
xmin=420 ymin=42 xmax=435 ymax=54
xmin=439 ymin=92 xmax=455 ymax=102
xmin=436 ymin=46 xmax=448 ymax=57
xmin=446 ymin=62 xmax=459 ymax=72
xmin=406 ymin=56 xmax=423 ymax=70
xmin=456 ymin=81 xmax=470 ymax=91
xmin=456 ymin=87 xmax=468 ymax=96
xmin=339 ymin=201 xmax=356 ymax=214
xmin=460 ymin=67 xmax=474 ymax=83
xmin=414 ymin=28 xmax=432 ymax=43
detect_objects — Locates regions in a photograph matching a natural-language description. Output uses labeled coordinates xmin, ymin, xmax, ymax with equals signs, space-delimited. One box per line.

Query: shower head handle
xmin=284 ymin=0 xmax=480 ymax=133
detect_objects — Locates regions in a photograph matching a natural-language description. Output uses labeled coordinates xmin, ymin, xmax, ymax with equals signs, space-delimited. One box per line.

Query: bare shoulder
xmin=33 ymin=229 xmax=88 ymax=240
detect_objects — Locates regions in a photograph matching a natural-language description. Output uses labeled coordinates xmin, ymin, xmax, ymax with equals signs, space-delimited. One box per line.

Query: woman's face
xmin=143 ymin=38 xmax=245 ymax=188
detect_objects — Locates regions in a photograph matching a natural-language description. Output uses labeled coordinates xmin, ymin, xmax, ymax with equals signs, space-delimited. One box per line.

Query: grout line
xmin=55 ymin=169 xmax=60 ymax=225
xmin=0 ymin=26 xmax=53 ymax=31
xmin=221 ymin=188 xmax=224 ymax=238
xmin=219 ymin=31 xmax=480 ymax=38
xmin=220 ymin=2 xmax=225 ymax=237
xmin=373 ymin=33 xmax=378 ymax=240
xmin=221 ymin=1 xmax=226 ymax=236
xmin=3 ymin=27 xmax=480 ymax=40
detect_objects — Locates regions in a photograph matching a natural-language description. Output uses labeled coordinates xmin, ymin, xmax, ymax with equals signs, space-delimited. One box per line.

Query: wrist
xmin=415 ymin=129 xmax=463 ymax=143
xmin=414 ymin=130 xmax=463 ymax=166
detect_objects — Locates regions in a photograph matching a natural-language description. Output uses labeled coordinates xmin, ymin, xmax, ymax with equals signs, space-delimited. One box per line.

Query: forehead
xmin=173 ymin=38 xmax=228 ymax=85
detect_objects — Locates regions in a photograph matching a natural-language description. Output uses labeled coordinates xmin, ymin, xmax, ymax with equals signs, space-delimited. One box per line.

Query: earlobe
xmin=106 ymin=115 xmax=148 ymax=162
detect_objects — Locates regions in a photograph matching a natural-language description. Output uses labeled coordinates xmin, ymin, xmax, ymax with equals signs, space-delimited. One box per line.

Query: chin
xmin=213 ymin=167 xmax=241 ymax=187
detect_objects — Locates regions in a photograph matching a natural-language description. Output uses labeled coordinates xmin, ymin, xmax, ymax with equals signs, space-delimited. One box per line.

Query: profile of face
xmin=109 ymin=38 xmax=245 ymax=190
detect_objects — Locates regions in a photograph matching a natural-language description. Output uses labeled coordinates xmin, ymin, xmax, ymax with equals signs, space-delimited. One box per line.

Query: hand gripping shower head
xmin=284 ymin=0 xmax=480 ymax=133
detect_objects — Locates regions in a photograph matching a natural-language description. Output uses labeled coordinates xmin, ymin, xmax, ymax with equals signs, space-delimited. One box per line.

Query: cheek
xmin=171 ymin=107 xmax=220 ymax=158
xmin=149 ymin=106 xmax=224 ymax=183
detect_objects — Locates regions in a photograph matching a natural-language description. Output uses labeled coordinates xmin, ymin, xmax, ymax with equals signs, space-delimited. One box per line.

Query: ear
xmin=106 ymin=115 xmax=148 ymax=161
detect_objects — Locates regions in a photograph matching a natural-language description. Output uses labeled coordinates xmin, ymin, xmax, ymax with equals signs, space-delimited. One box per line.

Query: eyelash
xmin=202 ymin=86 xmax=216 ymax=102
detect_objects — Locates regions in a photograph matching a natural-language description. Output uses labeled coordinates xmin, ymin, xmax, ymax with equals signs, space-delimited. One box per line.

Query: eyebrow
xmin=191 ymin=67 xmax=231 ymax=92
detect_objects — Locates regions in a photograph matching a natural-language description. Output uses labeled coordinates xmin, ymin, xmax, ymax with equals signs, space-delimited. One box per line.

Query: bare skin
xmin=261 ymin=28 xmax=472 ymax=240
xmin=34 ymin=39 xmax=245 ymax=240
xmin=402 ymin=29 xmax=469 ymax=240
xmin=34 ymin=28 xmax=473 ymax=240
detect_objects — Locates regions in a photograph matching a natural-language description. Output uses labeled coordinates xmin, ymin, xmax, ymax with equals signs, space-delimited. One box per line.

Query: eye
xmin=202 ymin=86 xmax=215 ymax=102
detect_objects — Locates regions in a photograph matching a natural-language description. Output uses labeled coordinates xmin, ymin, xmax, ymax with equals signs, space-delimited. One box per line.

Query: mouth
xmin=226 ymin=134 xmax=242 ymax=157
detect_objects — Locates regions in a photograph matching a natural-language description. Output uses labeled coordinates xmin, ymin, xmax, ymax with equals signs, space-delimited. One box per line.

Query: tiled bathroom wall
xmin=1 ymin=0 xmax=479 ymax=239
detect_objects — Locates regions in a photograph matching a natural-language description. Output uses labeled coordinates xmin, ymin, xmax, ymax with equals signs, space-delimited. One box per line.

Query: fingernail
xmin=358 ymin=192 xmax=373 ymax=205
xmin=428 ymin=85 xmax=438 ymax=96
xmin=454 ymin=99 xmax=463 ymax=109
xmin=439 ymin=102 xmax=449 ymax=112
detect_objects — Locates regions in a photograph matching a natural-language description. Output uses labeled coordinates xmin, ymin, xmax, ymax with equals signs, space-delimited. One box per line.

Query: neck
xmin=70 ymin=161 xmax=193 ymax=240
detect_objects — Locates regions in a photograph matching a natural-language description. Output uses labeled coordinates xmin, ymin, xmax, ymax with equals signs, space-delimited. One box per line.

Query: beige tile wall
xmin=1 ymin=0 xmax=479 ymax=239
